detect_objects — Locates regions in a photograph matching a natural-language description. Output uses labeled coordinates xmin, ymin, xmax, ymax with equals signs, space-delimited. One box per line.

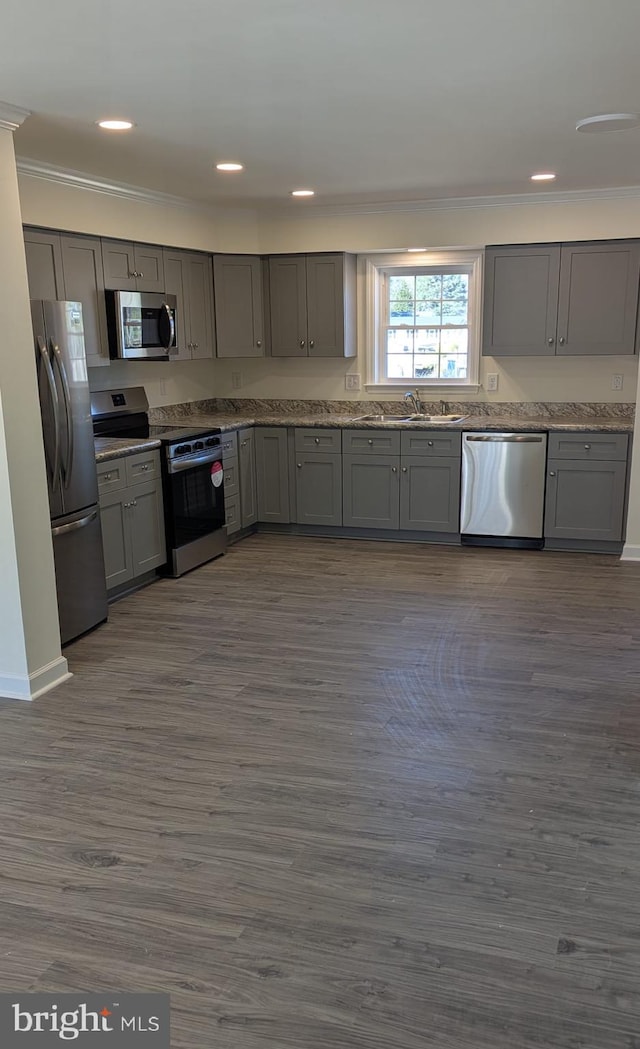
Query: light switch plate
xmin=345 ymin=373 xmax=361 ymax=391
xmin=486 ymin=373 xmax=499 ymax=392
xmin=231 ymin=371 xmax=242 ymax=390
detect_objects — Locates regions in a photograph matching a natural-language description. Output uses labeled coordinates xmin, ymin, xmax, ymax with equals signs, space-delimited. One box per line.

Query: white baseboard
xmin=621 ymin=544 xmax=640 ymax=562
xmin=0 ymin=656 xmax=71 ymax=702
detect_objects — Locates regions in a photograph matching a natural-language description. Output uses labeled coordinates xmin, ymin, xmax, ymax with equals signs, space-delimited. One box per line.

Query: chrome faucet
xmin=404 ymin=389 xmax=423 ymax=414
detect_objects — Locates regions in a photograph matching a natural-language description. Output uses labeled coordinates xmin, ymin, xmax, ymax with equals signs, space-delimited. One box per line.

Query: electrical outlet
xmin=231 ymin=371 xmax=242 ymax=390
xmin=345 ymin=373 xmax=361 ymax=391
xmin=159 ymin=379 xmax=167 ymax=396
xmin=486 ymin=373 xmax=499 ymax=392
xmin=611 ymin=374 xmax=624 ymax=391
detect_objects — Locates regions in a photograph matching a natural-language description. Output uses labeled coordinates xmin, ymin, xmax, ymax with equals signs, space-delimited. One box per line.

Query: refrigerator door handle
xmin=51 ymin=509 xmax=98 ymax=537
xmin=51 ymin=338 xmax=74 ymax=486
xmin=37 ymin=335 xmax=61 ymax=490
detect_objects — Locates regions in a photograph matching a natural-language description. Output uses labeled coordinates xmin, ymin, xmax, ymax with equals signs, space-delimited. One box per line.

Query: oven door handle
xmin=167 ymin=449 xmax=222 ymax=474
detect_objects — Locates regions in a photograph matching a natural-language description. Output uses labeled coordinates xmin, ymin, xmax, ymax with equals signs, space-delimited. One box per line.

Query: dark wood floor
xmin=2 ymin=534 xmax=640 ymax=1047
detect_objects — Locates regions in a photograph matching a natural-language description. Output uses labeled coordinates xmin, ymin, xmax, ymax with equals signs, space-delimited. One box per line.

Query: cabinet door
xmin=342 ymin=454 xmax=400 ymax=529
xmin=213 ymin=255 xmax=265 ymax=358
xmin=101 ymin=240 xmax=136 ymax=290
xmin=399 ymin=456 xmax=460 ymax=532
xmin=306 ymin=254 xmax=344 ymax=357
xmin=239 ymin=428 xmax=257 ymax=528
xmin=163 ymin=250 xmax=192 ymax=360
xmin=269 ymin=256 xmax=308 ymax=356
xmin=255 ymin=427 xmax=290 ymax=523
xmin=544 ymin=458 xmax=627 ymax=542
xmin=482 ymin=245 xmax=561 ymax=356
xmin=294 ymin=452 xmax=342 ymax=526
xmin=187 ymin=253 xmax=215 ymax=359
xmin=557 ymin=241 xmax=640 ymax=356
xmin=99 ymin=490 xmax=133 ymax=589
xmin=129 ymin=479 xmax=166 ymax=574
xmin=60 ymin=235 xmax=109 ymax=368
xmin=133 ymin=244 xmax=165 ymax=292
xmin=24 ymin=229 xmax=65 ymax=300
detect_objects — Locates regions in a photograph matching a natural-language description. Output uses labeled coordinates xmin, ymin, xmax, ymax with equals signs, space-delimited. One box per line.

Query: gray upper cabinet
xmin=255 ymin=427 xmax=290 ymax=524
xmin=483 ymin=240 xmax=640 ymax=357
xmin=269 ymin=253 xmax=357 ymax=358
xmin=24 ymin=228 xmax=109 ymax=368
xmin=213 ymin=255 xmax=265 ymax=358
xmin=163 ymin=250 xmax=190 ymax=360
xmin=342 ymin=454 xmax=400 ymax=529
xmin=163 ymin=249 xmax=215 ymax=359
xmin=239 ymin=428 xmax=257 ymax=528
xmin=399 ymin=456 xmax=460 ymax=532
xmin=101 ymin=240 xmax=165 ymax=292
xmin=295 ymin=452 xmax=342 ymax=527
xmin=483 ymin=245 xmax=560 ymax=356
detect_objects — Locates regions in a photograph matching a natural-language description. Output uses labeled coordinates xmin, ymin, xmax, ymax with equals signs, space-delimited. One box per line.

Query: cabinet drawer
xmin=295 ymin=428 xmax=342 ymax=453
xmin=125 ymin=449 xmax=160 ymax=485
xmin=221 ymin=431 xmax=238 ymax=459
xmin=401 ymin=431 xmax=462 ymax=457
xmin=342 ymin=429 xmax=401 ymax=455
xmin=547 ymin=432 xmax=628 ymax=461
xmin=97 ymin=458 xmax=127 ymax=494
xmin=224 ymin=496 xmax=241 ymax=535
xmin=223 ymin=456 xmax=239 ymax=499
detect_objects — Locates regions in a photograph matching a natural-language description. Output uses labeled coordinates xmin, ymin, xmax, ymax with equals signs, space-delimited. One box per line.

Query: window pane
xmin=386 ymin=329 xmax=414 ymax=354
xmin=442 ymin=273 xmax=468 ymax=299
xmin=441 ymin=329 xmax=468 ymax=354
xmin=415 ymin=300 xmax=441 ymax=325
xmin=389 ymin=275 xmax=414 ymax=299
xmin=390 ymin=300 xmax=415 ymax=323
xmin=416 ymin=275 xmax=442 ymax=299
xmin=439 ymin=354 xmax=467 ymax=379
xmin=416 ymin=329 xmax=440 ymax=353
xmin=387 ymin=355 xmax=415 ymax=378
xmin=441 ymin=300 xmax=468 ymax=325
xmin=414 ymin=360 xmax=437 ymax=378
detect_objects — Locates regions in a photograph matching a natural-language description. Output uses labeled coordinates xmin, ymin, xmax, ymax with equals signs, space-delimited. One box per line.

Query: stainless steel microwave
xmin=105 ymin=291 xmax=177 ymax=360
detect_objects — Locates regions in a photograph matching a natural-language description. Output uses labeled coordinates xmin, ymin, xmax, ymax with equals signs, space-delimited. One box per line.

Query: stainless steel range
xmin=91 ymin=387 xmax=227 ymax=576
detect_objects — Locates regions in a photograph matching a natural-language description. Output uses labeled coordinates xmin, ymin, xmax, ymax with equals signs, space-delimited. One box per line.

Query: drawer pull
xmin=428 ymin=440 xmax=434 ymax=447
xmin=314 ymin=437 xmax=320 ymax=444
xmin=549 ymin=471 xmax=556 ymax=477
xmin=402 ymin=466 xmax=407 ymax=473
xmin=584 ymin=444 xmax=591 ymax=450
xmin=368 ymin=439 xmax=373 ymax=445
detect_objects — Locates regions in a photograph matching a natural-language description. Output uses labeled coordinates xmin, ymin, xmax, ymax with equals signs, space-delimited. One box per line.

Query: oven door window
xmin=166 ymin=462 xmax=225 ymax=547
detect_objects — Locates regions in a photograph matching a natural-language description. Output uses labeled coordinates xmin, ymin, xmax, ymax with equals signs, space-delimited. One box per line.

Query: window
xmin=361 ymin=250 xmax=483 ymax=388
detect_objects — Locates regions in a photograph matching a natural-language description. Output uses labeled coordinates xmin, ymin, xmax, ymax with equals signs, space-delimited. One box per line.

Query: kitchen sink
xmin=406 ymin=414 xmax=467 ymax=423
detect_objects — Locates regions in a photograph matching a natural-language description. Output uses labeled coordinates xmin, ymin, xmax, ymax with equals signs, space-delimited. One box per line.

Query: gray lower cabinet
xmin=255 ymin=427 xmax=290 ymax=523
xmin=342 ymin=455 xmax=400 ymax=529
xmin=400 ymin=456 xmax=461 ymax=532
xmin=544 ymin=458 xmax=628 ymax=542
xmin=295 ymin=452 xmax=342 ymax=526
xmin=213 ymin=254 xmax=265 ymax=358
xmin=97 ymin=453 xmax=166 ymax=589
xmin=24 ymin=228 xmax=110 ymax=367
xmin=239 ymin=428 xmax=257 ymax=528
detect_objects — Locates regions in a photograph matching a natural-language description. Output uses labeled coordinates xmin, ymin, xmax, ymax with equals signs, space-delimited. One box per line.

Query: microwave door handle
xmin=50 ymin=339 xmax=74 ymax=486
xmin=37 ymin=336 xmax=61 ymax=491
xmin=159 ymin=302 xmax=174 ymax=349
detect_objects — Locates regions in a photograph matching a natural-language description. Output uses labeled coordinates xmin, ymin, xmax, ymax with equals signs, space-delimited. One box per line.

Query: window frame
xmin=360 ymin=249 xmax=484 ymax=390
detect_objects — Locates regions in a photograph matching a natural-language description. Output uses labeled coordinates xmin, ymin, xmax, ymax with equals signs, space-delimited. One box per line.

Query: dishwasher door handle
xmin=464 ymin=434 xmax=545 ymax=443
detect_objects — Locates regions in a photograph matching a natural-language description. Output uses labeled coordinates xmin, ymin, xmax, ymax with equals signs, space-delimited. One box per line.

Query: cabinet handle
xmin=309 ymin=339 xmax=315 ymax=348
xmin=391 ymin=467 xmax=397 ymax=473
xmin=314 ymin=437 xmax=320 ymax=444
xmin=132 ymin=499 xmax=137 ymax=506
xmin=558 ymin=336 xmax=566 ymax=345
xmin=241 ymin=440 xmax=247 ymax=447
xmin=584 ymin=444 xmax=591 ymax=450
xmin=428 ymin=440 xmax=434 ymax=447
xmin=402 ymin=466 xmax=407 ymax=473
xmin=137 ymin=272 xmax=144 ymax=279
xmin=549 ymin=471 xmax=556 ymax=477
xmin=104 ymin=473 xmax=111 ymax=480
xmin=128 ymin=271 xmax=137 ymax=279
xmin=256 ymin=340 xmax=262 ymax=348
xmin=297 ymin=462 xmax=302 ymax=468
xmin=547 ymin=336 xmax=555 ymax=345
xmin=368 ymin=439 xmax=373 ymax=445
xmin=299 ymin=339 xmax=306 ymax=348
xmin=193 ymin=343 xmax=198 ymax=349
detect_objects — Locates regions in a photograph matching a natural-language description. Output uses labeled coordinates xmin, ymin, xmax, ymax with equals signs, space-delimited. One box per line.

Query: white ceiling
xmin=4 ymin=0 xmax=640 ymax=210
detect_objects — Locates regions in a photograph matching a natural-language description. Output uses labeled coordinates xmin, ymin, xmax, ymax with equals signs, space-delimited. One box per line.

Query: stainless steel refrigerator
xmin=31 ymin=300 xmax=108 ymax=645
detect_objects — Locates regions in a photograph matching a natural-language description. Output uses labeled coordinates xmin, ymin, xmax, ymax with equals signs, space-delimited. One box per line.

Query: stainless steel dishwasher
xmin=460 ymin=432 xmax=547 ymax=547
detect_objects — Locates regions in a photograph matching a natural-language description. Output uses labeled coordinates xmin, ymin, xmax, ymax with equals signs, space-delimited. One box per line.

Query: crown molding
xmin=264 ymin=184 xmax=640 ymax=220
xmin=15 ymin=157 xmax=213 ymax=213
xmin=0 ymin=101 xmax=31 ymax=132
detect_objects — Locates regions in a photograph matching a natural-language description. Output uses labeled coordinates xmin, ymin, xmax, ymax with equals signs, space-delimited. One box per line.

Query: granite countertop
xmin=94 ymin=437 xmax=161 ymax=463
xmin=151 ymin=411 xmax=634 ymax=434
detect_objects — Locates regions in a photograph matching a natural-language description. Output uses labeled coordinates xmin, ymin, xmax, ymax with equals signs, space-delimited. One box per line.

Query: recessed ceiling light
xmin=215 ymin=162 xmax=244 ymax=171
xmin=576 ymin=113 xmax=640 ymax=133
xmin=97 ymin=119 xmax=134 ymax=131
xmin=291 ymin=189 xmax=315 ymax=197
xmin=530 ymin=172 xmax=557 ymax=181
xmin=407 ymin=247 xmax=426 ymax=252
